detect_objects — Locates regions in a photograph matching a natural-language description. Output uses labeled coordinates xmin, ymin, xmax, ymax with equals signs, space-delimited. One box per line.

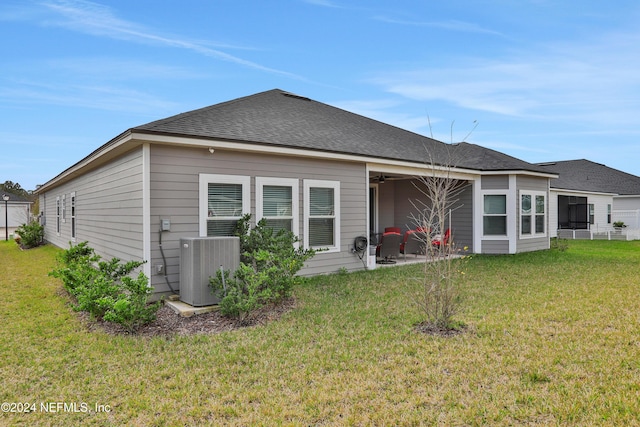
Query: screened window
xmin=256 ymin=177 xmax=299 ymax=234
xmin=520 ymin=192 xmax=546 ymax=237
xmin=199 ymin=174 xmax=250 ymax=237
xmin=483 ymin=194 xmax=507 ymax=235
xmin=304 ymin=180 xmax=340 ymax=252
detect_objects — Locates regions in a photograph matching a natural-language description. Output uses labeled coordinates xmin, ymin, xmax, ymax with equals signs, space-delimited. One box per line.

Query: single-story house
xmin=1 ymin=193 xmax=32 ymax=240
xmin=536 ymin=159 xmax=640 ymax=237
xmin=35 ymin=89 xmax=557 ymax=298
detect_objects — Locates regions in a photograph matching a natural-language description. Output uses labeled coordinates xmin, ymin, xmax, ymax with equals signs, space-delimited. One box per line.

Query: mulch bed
xmin=82 ymin=297 xmax=297 ymax=337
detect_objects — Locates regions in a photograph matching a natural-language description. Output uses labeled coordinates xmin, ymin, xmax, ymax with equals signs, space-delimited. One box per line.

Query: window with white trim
xmin=256 ymin=177 xmax=298 ymax=234
xmin=588 ymin=203 xmax=594 ymax=225
xmin=56 ymin=196 xmax=61 ymax=234
xmin=71 ymin=192 xmax=76 ymax=241
xmin=304 ymin=180 xmax=340 ymax=252
xmin=520 ymin=192 xmax=546 ymax=237
xmin=199 ymin=174 xmax=250 ymax=237
xmin=483 ymin=194 xmax=507 ymax=235
xmin=607 ymin=204 xmax=612 ymax=224
xmin=61 ymin=194 xmax=66 ymax=223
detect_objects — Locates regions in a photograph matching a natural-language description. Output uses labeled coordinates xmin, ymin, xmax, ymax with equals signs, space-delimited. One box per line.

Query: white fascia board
xmin=551 ymin=188 xmax=617 ymax=197
xmin=134 ymin=132 xmax=487 ymax=179
xmin=36 ymin=132 xmax=135 ymax=193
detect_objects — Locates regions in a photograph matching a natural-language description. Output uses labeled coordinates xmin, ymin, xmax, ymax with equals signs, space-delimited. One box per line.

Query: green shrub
xmin=102 ymin=272 xmax=161 ymax=333
xmin=74 ymin=275 xmax=121 ymax=318
xmin=50 ymin=242 xmax=100 ymax=295
xmin=50 ymin=242 xmax=159 ymax=332
xmin=15 ymin=221 xmax=44 ymax=248
xmin=210 ymin=215 xmax=315 ymax=323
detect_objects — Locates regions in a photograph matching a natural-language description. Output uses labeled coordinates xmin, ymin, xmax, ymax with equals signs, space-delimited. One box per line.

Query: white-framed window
xmin=199 ymin=174 xmax=250 ymax=237
xmin=55 ymin=196 xmax=61 ymax=235
xmin=607 ymin=204 xmax=612 ymax=224
xmin=70 ymin=192 xmax=76 ymax=241
xmin=256 ymin=177 xmax=299 ymax=235
xmin=304 ymin=179 xmax=340 ymax=252
xmin=483 ymin=194 xmax=507 ymax=236
xmin=520 ymin=191 xmax=546 ymax=237
xmin=61 ymin=194 xmax=66 ymax=223
xmin=588 ymin=203 xmax=595 ymax=225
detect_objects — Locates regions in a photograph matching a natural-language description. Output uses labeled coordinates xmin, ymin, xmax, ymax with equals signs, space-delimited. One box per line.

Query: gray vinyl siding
xmin=452 ymin=184 xmax=474 ymax=252
xmin=148 ymin=145 xmax=367 ymax=293
xmin=481 ymin=175 xmax=509 ymax=190
xmin=517 ymin=176 xmax=548 ymax=192
xmin=516 ymin=175 xmax=550 ymax=252
xmin=481 ymin=240 xmax=509 ymax=254
xmin=40 ymin=148 xmax=145 ymax=263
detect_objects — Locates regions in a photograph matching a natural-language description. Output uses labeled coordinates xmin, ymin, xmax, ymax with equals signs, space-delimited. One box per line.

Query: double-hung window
xmin=256 ymin=177 xmax=298 ymax=234
xmin=304 ymin=180 xmax=340 ymax=252
xmin=199 ymin=174 xmax=250 ymax=237
xmin=483 ymin=194 xmax=507 ymax=235
xmin=61 ymin=194 xmax=66 ymax=223
xmin=56 ymin=196 xmax=61 ymax=234
xmin=70 ymin=192 xmax=76 ymax=241
xmin=520 ymin=192 xmax=546 ymax=237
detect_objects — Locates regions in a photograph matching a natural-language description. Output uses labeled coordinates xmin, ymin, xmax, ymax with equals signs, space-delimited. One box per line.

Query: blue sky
xmin=2 ymin=0 xmax=640 ymax=191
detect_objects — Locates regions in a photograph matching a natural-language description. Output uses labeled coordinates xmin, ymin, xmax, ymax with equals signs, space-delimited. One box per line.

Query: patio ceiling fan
xmin=371 ymin=174 xmax=399 ymax=183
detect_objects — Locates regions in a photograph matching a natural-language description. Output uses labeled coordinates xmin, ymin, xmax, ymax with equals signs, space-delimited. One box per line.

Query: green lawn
xmin=1 ymin=240 xmax=639 ymax=426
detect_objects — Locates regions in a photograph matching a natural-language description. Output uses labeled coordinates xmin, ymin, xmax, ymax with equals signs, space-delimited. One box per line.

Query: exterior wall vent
xmin=179 ymin=236 xmax=240 ymax=307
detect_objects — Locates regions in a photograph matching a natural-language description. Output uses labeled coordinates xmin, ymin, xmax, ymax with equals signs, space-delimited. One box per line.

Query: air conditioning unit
xmin=179 ymin=236 xmax=240 ymax=306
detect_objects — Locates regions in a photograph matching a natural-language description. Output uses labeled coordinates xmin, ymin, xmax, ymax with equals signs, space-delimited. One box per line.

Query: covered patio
xmin=366 ymin=165 xmax=475 ymax=265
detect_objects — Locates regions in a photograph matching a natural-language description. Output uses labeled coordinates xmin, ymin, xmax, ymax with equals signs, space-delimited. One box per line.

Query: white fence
xmin=557 ymin=228 xmax=640 ymax=241
xmin=556 ymin=209 xmax=640 ymax=241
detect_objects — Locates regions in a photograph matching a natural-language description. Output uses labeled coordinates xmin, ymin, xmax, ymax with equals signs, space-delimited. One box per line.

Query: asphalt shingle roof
xmin=536 ymin=159 xmax=640 ymax=195
xmin=134 ymin=89 xmax=551 ymax=174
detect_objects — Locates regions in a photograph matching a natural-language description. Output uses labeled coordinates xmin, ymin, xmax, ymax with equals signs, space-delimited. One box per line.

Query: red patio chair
xmin=432 ymin=228 xmax=450 ymax=248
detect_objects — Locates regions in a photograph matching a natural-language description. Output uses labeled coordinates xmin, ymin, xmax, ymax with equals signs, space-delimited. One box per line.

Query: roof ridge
xmin=133 ymin=88 xmax=285 ymax=131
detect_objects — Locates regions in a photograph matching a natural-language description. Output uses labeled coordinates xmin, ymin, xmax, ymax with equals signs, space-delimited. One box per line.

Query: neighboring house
xmin=35 ymin=89 xmax=557 ymax=298
xmin=1 ymin=193 xmax=32 ymax=240
xmin=536 ymin=159 xmax=640 ymax=237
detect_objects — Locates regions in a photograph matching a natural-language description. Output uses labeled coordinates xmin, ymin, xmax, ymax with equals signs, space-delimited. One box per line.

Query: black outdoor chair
xmin=376 ymin=232 xmax=402 ymax=264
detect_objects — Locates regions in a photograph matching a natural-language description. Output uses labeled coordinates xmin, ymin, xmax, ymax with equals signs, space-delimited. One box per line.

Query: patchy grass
xmin=1 ymin=239 xmax=639 ymax=425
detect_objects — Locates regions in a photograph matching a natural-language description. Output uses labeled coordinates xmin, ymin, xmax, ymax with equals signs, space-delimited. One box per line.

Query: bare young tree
xmin=410 ymin=120 xmax=476 ymax=333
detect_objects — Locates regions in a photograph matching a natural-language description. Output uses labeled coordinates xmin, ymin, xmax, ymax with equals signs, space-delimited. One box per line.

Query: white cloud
xmin=38 ymin=0 xmax=307 ymax=80
xmin=369 ymin=29 xmax=640 ymax=128
xmin=374 ymin=16 xmax=503 ymax=36
xmin=302 ymin=0 xmax=342 ymax=8
xmin=0 ymin=78 xmax=179 ymax=113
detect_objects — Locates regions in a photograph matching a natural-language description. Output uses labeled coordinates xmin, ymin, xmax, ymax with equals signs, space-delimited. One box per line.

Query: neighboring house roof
xmin=0 ymin=193 xmax=31 ymax=203
xmin=536 ymin=159 xmax=640 ymax=195
xmin=134 ymin=89 xmax=552 ymax=174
